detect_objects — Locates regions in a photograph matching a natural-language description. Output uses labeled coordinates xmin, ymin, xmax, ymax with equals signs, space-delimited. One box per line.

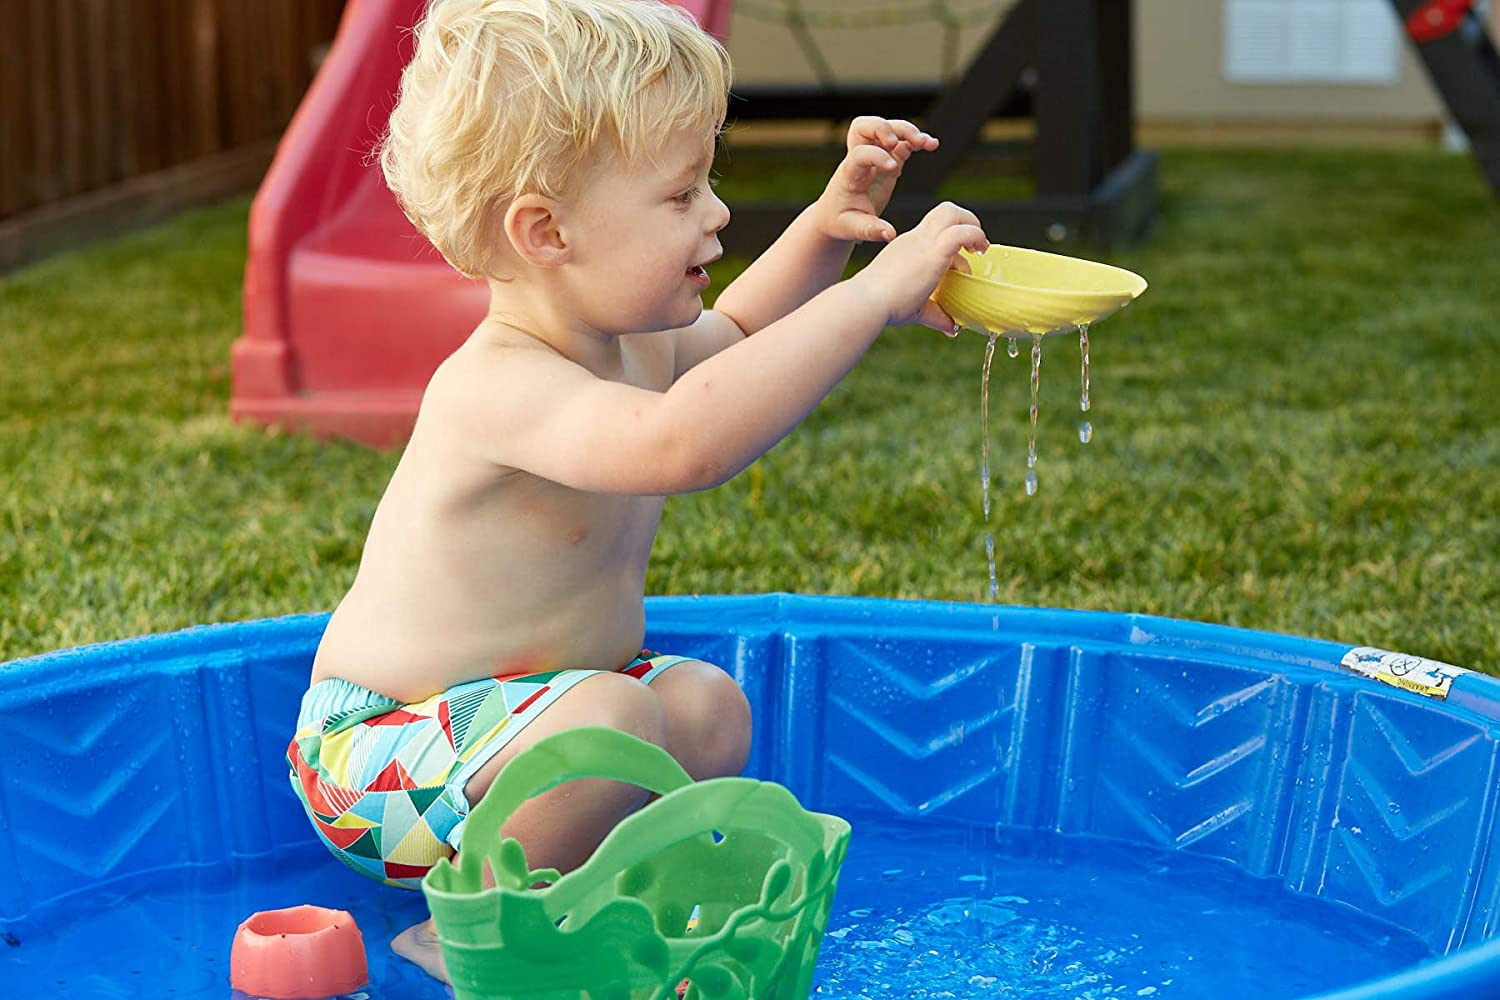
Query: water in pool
xmin=4 ymin=814 xmax=1427 ymax=997
xmin=815 ymin=814 xmax=1429 ymax=999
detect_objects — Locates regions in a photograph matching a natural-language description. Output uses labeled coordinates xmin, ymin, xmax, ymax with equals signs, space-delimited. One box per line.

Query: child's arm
xmin=444 ymin=203 xmax=987 ymax=496
xmin=672 ymin=117 xmax=940 ymax=378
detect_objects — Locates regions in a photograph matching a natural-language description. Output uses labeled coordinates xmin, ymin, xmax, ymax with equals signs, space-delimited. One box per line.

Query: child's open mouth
xmin=687 ymin=264 xmax=710 ymax=288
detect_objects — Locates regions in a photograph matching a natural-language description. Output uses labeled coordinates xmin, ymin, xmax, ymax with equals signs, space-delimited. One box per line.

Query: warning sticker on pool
xmin=1340 ymin=646 xmax=1470 ymax=700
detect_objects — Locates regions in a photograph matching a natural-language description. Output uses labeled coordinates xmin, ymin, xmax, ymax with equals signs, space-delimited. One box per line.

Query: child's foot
xmin=391 ymin=918 xmax=449 ymax=983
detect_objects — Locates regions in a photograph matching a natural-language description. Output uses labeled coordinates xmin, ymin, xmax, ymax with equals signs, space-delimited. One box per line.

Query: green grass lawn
xmin=2 ymin=147 xmax=1497 ymax=670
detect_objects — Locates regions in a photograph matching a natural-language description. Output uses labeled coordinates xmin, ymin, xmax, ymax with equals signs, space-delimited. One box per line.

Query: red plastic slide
xmin=232 ymin=0 xmax=732 ymax=447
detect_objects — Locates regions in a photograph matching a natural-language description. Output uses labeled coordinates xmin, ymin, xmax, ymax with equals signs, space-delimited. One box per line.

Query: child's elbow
xmin=679 ymin=450 xmax=737 ymax=494
xmin=660 ymin=434 xmax=738 ymax=494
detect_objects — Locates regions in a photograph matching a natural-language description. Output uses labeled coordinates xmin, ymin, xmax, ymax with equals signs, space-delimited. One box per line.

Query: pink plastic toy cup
xmin=230 ymin=905 xmax=368 ymax=999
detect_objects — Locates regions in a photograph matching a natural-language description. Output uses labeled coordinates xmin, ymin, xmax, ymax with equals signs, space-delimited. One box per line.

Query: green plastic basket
xmin=421 ymin=726 xmax=852 ymax=1000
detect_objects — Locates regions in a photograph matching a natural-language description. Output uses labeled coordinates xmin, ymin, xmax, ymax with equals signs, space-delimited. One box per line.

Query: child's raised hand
xmin=854 ymin=201 xmax=989 ymax=334
xmin=813 ymin=116 xmax=939 ymax=244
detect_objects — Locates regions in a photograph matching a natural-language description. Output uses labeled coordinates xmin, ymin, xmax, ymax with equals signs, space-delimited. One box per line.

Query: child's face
xmin=562 ymin=129 xmax=730 ymax=335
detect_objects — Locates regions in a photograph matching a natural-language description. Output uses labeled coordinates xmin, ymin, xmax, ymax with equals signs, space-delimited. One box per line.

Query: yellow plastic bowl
xmin=934 ymin=245 xmax=1148 ymax=336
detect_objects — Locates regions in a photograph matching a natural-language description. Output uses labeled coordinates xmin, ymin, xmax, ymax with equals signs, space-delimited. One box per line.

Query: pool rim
xmin=3 ymin=592 xmax=1498 ymax=1000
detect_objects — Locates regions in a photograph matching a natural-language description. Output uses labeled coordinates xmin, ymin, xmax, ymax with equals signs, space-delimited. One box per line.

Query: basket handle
xmin=454 ymin=726 xmax=696 ymax=887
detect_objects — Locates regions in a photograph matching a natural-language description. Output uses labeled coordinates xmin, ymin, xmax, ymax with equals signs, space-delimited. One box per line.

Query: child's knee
xmin=660 ymin=663 xmax=751 ymax=779
xmin=710 ymin=675 xmax=753 ymax=776
xmin=583 ymin=670 xmax=669 ymax=747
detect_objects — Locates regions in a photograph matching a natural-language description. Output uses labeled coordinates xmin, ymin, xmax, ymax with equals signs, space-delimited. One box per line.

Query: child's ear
xmin=503 ymin=194 xmax=570 ymax=267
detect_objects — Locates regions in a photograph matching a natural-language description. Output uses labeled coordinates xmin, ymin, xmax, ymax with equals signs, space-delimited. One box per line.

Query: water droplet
xmin=1006 ymin=337 xmax=1020 ymax=359
xmin=980 ymin=333 xmax=1000 ymax=601
xmin=1025 ymin=334 xmax=1043 ymax=494
xmin=984 ymin=533 xmax=998 ymax=599
xmin=1388 ymin=802 xmax=1401 ymax=814
xmin=1078 ymin=421 xmax=1093 ymax=444
xmin=1079 ymin=323 xmax=1092 ymax=413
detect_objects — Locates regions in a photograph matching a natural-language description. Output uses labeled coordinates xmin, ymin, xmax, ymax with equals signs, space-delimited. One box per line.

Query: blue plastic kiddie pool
xmin=3 ymin=594 xmax=1499 ymax=998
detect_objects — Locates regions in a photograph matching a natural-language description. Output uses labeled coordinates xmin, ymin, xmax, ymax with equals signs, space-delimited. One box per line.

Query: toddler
xmin=285 ymin=0 xmax=987 ymax=981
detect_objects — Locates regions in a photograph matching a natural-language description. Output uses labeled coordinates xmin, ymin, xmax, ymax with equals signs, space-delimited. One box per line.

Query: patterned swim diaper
xmin=286 ymin=650 xmax=691 ymax=888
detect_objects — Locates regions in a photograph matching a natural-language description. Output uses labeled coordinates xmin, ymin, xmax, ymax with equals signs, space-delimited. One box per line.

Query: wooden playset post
xmin=725 ymin=0 xmax=1158 ymax=254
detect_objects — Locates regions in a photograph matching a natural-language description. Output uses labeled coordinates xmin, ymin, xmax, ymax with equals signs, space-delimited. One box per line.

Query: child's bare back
xmin=313 ymin=326 xmax=676 ymax=702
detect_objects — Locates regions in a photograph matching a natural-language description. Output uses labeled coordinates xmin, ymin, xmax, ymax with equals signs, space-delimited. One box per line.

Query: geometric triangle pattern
xmin=344 ymin=828 xmax=383 ymax=860
xmin=368 ymin=758 xmax=418 ymax=793
xmin=283 ymin=650 xmax=694 ymax=889
xmin=407 ymin=785 xmax=445 ymax=815
xmin=439 ymin=686 xmax=492 ymax=752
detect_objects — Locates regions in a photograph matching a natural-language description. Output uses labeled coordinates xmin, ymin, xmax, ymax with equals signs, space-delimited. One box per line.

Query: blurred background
xmin=1 ymin=0 xmax=1497 ymax=667
xmin=4 ymin=0 xmax=1495 ymax=268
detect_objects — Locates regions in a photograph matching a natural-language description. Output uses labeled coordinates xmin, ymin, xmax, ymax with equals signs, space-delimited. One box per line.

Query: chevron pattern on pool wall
xmin=1302 ymin=690 xmax=1496 ymax=953
xmin=1057 ymin=651 xmax=1303 ymax=877
xmin=0 ymin=616 xmax=330 ymax=920
xmin=805 ymin=631 xmax=1046 ymax=827
xmin=1472 ymin=768 xmax=1500 ymax=948
xmin=0 ymin=673 xmax=190 ymax=911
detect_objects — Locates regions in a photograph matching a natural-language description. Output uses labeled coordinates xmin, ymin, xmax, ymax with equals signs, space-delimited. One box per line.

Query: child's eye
xmin=674 ymin=186 xmax=702 ymax=206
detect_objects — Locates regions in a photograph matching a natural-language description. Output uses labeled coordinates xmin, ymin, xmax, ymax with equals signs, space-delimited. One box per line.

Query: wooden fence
xmin=0 ymin=0 xmax=346 ymax=266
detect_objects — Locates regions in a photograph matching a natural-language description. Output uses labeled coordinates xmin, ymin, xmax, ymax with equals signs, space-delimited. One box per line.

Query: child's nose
xmin=706 ymin=191 xmax=730 ymax=233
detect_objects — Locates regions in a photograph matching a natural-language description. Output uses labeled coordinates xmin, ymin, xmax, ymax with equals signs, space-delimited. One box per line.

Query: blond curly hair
xmin=379 ymin=0 xmax=731 ymax=279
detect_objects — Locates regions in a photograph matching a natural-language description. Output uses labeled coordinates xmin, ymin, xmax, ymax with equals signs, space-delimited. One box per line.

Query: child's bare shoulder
xmin=417 ymin=330 xmax=595 ymax=466
xmin=434 ymin=327 xmax=579 ymax=397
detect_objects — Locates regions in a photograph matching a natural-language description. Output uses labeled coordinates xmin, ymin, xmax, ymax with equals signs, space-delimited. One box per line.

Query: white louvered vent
xmin=1224 ymin=0 xmax=1401 ymax=83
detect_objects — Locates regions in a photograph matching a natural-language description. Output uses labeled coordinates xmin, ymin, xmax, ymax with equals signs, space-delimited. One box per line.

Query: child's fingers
xmin=916 ymin=298 xmax=961 ymax=336
xmin=832 ymin=208 xmax=895 ymax=243
xmin=886 ymin=119 xmax=938 ymax=151
xmin=844 ymin=143 xmax=899 ymax=185
xmin=939 ymin=223 xmax=990 ymax=259
xmin=918 ymin=202 xmax=985 ymax=239
xmin=847 ymin=115 xmax=891 ymax=150
xmin=848 ymin=115 xmax=937 ymax=153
